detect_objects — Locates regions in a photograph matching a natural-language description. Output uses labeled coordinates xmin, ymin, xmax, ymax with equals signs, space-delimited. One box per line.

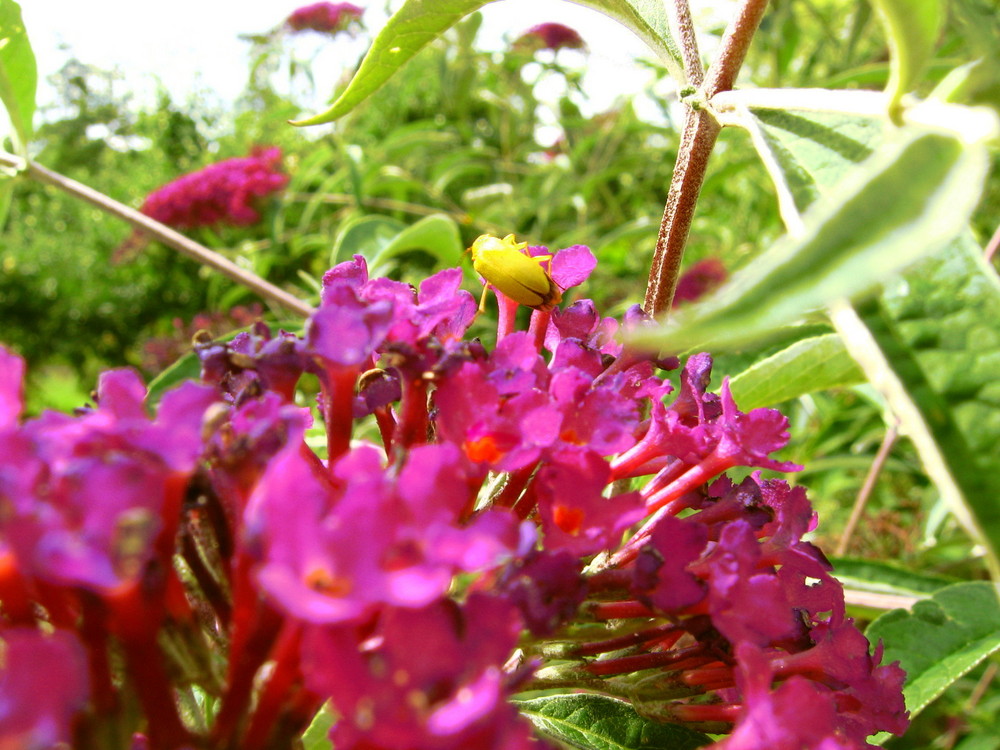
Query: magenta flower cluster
xmin=139 ymin=147 xmax=288 ymax=230
xmin=515 ymin=23 xmax=587 ymax=52
xmin=0 ymin=245 xmax=907 ymax=748
xmin=286 ymin=2 xmax=364 ymax=34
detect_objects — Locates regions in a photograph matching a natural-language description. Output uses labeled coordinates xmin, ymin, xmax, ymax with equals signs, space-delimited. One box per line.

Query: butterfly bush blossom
xmin=138 ymin=147 xmax=288 ymax=230
xmin=286 ymin=2 xmax=364 ymax=34
xmin=0 ymin=245 xmax=908 ymax=748
xmin=514 ymin=22 xmax=587 ymax=52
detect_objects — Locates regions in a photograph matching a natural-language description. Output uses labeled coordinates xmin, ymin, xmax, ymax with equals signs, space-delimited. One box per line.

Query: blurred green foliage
xmin=1 ymin=13 xmax=783 ymax=382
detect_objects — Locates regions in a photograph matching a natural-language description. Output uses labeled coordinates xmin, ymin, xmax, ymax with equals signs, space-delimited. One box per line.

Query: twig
xmin=835 ymin=422 xmax=899 ymax=557
xmin=644 ymin=0 xmax=770 ymax=316
xmin=941 ymin=661 xmax=998 ymax=749
xmin=671 ymin=0 xmax=705 ymax=87
xmin=984 ymin=221 xmax=1000 ymax=263
xmin=842 ymin=588 xmax=918 ymax=611
xmin=0 ymin=152 xmax=315 ymax=319
xmin=643 ymin=110 xmax=719 ymax=316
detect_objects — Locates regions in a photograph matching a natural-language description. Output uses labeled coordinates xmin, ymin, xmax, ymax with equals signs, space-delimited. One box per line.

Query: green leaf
xmin=301 ymin=702 xmax=335 ymax=750
xmin=866 ymin=582 xmax=1000 ymax=742
xmin=568 ymin=0 xmax=683 ymax=79
xmin=742 ymin=106 xmax=881 ymax=215
xmin=631 ymin=128 xmax=989 ymax=354
xmin=516 ymin=694 xmax=711 ymax=750
xmin=368 ymin=213 xmax=466 ymax=275
xmin=832 ymin=237 xmax=1000 ymax=577
xmin=292 ymin=0 xmax=683 ymax=127
xmin=330 ymin=215 xmax=407 ymax=266
xmin=0 ymin=0 xmax=36 ymax=151
xmin=868 ymin=0 xmax=945 ymax=121
xmin=831 ymin=557 xmax=956 ymax=598
xmin=727 ymin=333 xmax=864 ymax=410
xmin=292 ymin=0 xmax=493 ymax=126
xmin=724 ymin=85 xmax=1000 ymax=597
xmin=0 ymin=172 xmax=14 ymax=229
xmin=147 ymin=350 xmax=204 ymax=407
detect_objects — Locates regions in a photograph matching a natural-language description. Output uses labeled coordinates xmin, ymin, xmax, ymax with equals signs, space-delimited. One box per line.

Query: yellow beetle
xmin=469 ymin=234 xmax=563 ymax=311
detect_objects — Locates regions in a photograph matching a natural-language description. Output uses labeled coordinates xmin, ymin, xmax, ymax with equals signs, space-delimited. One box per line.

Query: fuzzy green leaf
xmin=293 ymin=0 xmax=683 ymax=126
xmin=831 ymin=557 xmax=956 ymax=598
xmin=868 ymin=0 xmax=945 ymax=121
xmin=866 ymin=582 xmax=1000 ymax=744
xmin=0 ymin=0 xmax=36 ymax=151
xmin=517 ymin=694 xmax=710 ymax=750
xmin=834 ymin=238 xmax=1000 ymax=577
xmin=632 ymin=129 xmax=989 ymax=354
xmin=727 ymin=333 xmax=863 ymax=410
xmin=718 ymin=96 xmax=1000 ymax=713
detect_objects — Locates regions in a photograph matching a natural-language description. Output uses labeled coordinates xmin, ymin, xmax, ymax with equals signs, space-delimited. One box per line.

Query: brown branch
xmin=0 ymin=152 xmax=315 ymax=319
xmin=835 ymin=423 xmax=899 ymax=557
xmin=671 ymin=0 xmax=705 ymax=87
xmin=984 ymin=220 xmax=1000 ymax=263
xmin=644 ymin=0 xmax=770 ymax=317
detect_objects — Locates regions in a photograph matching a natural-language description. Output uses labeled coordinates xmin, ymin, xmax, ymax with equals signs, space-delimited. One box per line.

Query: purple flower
xmin=0 ymin=346 xmax=24 ymax=430
xmin=498 ymin=550 xmax=588 ymax=635
xmin=247 ymin=442 xmax=520 ymax=624
xmin=0 ymin=242 xmax=911 ymax=746
xmin=139 ymin=147 xmax=288 ymax=230
xmin=673 ymin=258 xmax=727 ymax=307
xmin=0 ymin=367 xmax=217 ymax=594
xmin=713 ymin=642 xmax=859 ymax=750
xmin=301 ymin=595 xmax=543 ymax=749
xmin=0 ymin=628 xmax=89 ymax=747
xmin=287 ymin=2 xmax=363 ymax=34
xmin=514 ymin=23 xmax=586 ymax=51
xmin=533 ymin=448 xmax=644 ymax=555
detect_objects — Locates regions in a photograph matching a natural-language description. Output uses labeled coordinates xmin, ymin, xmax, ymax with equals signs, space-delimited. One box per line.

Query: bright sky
xmin=21 ymin=0 xmax=733 ymax=126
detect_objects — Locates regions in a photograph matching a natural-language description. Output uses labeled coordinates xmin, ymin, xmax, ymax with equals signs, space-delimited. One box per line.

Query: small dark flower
xmin=139 ymin=147 xmax=288 ymax=231
xmin=673 ymin=258 xmax=728 ymax=306
xmin=514 ymin=22 xmax=586 ymax=52
xmin=287 ymin=2 xmax=364 ymax=34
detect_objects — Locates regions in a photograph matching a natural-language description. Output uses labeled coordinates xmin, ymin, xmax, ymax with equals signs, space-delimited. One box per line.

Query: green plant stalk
xmin=644 ymin=0 xmax=770 ymax=316
xmin=0 ymin=152 xmax=315 ymax=319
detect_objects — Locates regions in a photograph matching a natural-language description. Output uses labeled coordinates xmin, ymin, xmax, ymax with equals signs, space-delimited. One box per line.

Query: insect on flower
xmin=469 ymin=233 xmax=563 ymax=312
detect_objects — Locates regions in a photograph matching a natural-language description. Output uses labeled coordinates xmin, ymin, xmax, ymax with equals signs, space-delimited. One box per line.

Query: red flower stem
xmin=0 ymin=555 xmax=35 ymax=624
xmin=119 ymin=628 xmax=192 ymax=748
xmin=574 ymin=623 xmax=681 ymax=657
xmin=643 ymin=453 xmax=729 ymax=509
xmin=323 ymin=367 xmax=359 ymax=463
xmin=241 ymin=621 xmax=304 ymax=750
xmin=393 ymin=377 xmax=429 ymax=451
xmin=210 ymin=557 xmax=284 ymax=746
xmin=495 ymin=293 xmax=519 ymax=341
xmin=528 ymin=309 xmax=551 ymax=351
xmin=643 ymin=0 xmax=770 ymax=316
xmin=609 ymin=453 xmax=732 ymax=568
xmin=670 ymin=702 xmax=740 ymax=724
xmin=373 ymin=405 xmax=397 ymax=455
xmin=0 ymin=152 xmax=314 ymax=318
xmin=79 ymin=596 xmax=118 ymax=715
